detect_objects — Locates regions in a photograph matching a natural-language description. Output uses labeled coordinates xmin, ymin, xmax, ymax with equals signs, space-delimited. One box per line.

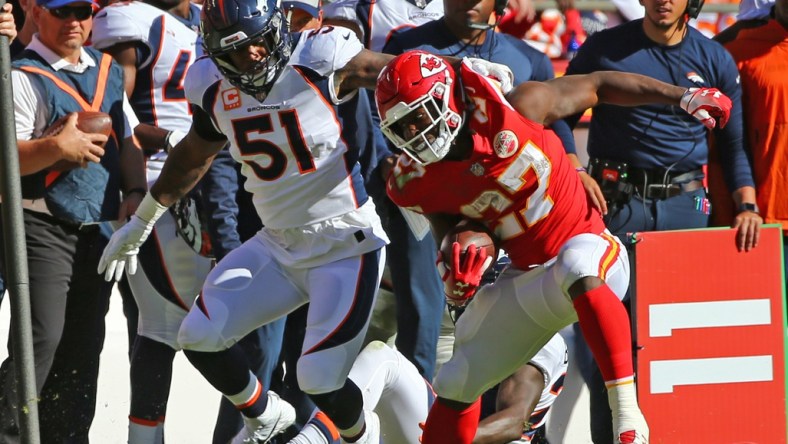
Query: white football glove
xmin=466 ymin=58 xmax=515 ymax=94
xmin=97 ymin=194 xmax=169 ymax=282
xmin=680 ymin=87 xmax=732 ymax=129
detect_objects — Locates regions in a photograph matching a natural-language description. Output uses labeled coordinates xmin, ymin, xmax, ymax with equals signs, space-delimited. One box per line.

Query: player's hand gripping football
xmin=680 ymin=87 xmax=732 ymax=129
xmin=437 ymin=242 xmax=494 ymax=307
xmin=98 ymin=194 xmax=169 ymax=282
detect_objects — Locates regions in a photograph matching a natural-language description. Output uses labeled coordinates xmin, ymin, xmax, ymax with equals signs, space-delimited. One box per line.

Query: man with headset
xmin=565 ymin=0 xmax=762 ymax=441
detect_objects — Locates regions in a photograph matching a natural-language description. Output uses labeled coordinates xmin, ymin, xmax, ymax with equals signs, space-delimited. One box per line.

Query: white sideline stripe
xmin=650 ymin=355 xmax=773 ymax=394
xmin=649 ymin=299 xmax=771 ymax=337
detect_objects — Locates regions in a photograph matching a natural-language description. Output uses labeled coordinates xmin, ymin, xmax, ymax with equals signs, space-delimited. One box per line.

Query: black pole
xmin=0 ymin=1 xmax=40 ymax=442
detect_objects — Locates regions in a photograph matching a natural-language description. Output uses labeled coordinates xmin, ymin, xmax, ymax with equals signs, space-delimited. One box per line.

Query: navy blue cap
xmin=37 ymin=0 xmax=97 ymax=9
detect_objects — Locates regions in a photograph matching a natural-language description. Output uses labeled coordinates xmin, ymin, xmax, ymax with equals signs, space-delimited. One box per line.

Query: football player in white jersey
xmin=91 ymin=1 xmax=212 ymax=442
xmin=323 ymin=0 xmax=444 ymax=52
xmin=287 ymin=336 xmax=567 ymax=444
xmin=96 ymin=0 xmax=399 ymax=442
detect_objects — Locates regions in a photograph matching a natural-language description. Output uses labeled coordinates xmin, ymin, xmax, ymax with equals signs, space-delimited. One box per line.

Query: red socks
xmin=421 ymin=398 xmax=481 ymax=444
xmin=573 ymin=285 xmax=634 ymax=381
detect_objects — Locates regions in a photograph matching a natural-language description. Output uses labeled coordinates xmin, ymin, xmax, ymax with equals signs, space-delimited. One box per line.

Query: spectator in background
xmin=713 ymin=0 xmax=776 ymax=43
xmin=500 ymin=0 xmax=589 ymax=59
xmin=739 ymin=0 xmax=778 ymax=19
xmin=565 ymin=0 xmax=762 ymax=440
xmin=283 ymin=0 xmax=323 ymax=32
xmin=323 ymin=0 xmax=447 ymax=382
xmin=711 ymin=0 xmax=787 ymax=286
xmin=0 ymin=0 xmax=146 ymax=439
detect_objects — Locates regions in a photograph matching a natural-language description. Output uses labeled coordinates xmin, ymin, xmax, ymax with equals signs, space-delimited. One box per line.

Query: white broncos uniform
xmin=177 ymin=28 xmax=388 ymax=395
xmin=92 ymin=1 xmax=211 ymax=349
xmin=324 ymin=0 xmax=444 ymax=52
xmin=294 ymin=336 xmax=567 ymax=443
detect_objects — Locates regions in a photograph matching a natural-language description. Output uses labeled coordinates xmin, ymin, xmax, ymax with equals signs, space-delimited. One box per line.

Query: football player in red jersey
xmin=376 ymin=50 xmax=732 ymax=444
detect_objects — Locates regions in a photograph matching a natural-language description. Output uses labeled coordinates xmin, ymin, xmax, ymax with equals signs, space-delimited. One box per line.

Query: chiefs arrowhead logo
xmin=420 ymin=54 xmax=445 ymax=78
xmin=493 ymin=130 xmax=519 ymax=158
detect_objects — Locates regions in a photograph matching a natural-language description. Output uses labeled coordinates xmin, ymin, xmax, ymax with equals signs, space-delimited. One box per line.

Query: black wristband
xmin=737 ymin=202 xmax=759 ymax=214
xmin=124 ymin=187 xmax=147 ymax=197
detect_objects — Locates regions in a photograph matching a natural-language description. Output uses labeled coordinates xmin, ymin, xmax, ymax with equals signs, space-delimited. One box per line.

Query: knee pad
xmin=296 ymin=351 xmax=349 ymax=395
xmin=432 ymin=354 xmax=479 ymax=403
xmin=552 ymin=233 xmax=629 ymax=300
xmin=553 ymin=243 xmax=592 ymax=293
xmin=177 ymin=301 xmax=232 ymax=352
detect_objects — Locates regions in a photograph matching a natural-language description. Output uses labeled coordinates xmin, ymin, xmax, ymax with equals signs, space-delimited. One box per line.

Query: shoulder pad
xmin=290 ymin=26 xmax=363 ymax=76
xmin=91 ymin=2 xmax=157 ymax=50
xmin=185 ymin=57 xmax=223 ymax=107
xmin=323 ymin=0 xmax=363 ymax=26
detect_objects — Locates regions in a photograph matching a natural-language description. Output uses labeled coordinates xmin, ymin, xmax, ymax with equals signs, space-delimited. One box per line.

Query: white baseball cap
xmin=738 ymin=0 xmax=775 ymax=20
xmin=282 ymin=0 xmax=321 ymax=18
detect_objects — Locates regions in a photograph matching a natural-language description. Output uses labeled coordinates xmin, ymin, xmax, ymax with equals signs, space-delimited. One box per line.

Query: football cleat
xmin=618 ymin=429 xmax=649 ymax=444
xmin=615 ymin=413 xmax=649 ymax=444
xmin=340 ymin=410 xmax=380 ymax=444
xmin=232 ymin=391 xmax=296 ymax=444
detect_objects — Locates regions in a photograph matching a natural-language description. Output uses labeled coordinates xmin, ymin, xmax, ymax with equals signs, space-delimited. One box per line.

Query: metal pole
xmin=0 ymin=0 xmax=40 ymax=442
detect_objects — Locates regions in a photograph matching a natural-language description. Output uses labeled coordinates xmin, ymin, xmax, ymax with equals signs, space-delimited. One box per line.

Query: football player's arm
xmin=149 ymin=106 xmax=226 ymax=207
xmin=100 ymin=41 xmax=172 ymax=154
xmin=117 ymin=132 xmax=147 ymax=220
xmin=336 ymin=49 xmax=461 ymax=96
xmin=335 ymin=48 xmax=395 ymax=96
xmin=507 ymin=72 xmax=687 ymax=127
xmin=101 ymin=42 xmax=138 ymax=97
xmin=473 ymin=364 xmax=545 ymax=444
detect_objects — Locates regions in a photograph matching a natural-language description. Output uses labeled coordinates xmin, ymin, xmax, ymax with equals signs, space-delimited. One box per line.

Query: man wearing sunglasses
xmin=0 ymin=0 xmax=146 ymax=441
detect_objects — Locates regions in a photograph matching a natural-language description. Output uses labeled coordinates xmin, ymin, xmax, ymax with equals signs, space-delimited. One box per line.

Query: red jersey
xmin=387 ymin=64 xmax=605 ymax=269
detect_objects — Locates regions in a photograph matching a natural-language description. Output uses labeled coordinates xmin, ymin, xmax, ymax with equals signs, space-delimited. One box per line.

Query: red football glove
xmin=436 ymin=242 xmax=493 ymax=307
xmin=680 ymin=87 xmax=732 ymax=129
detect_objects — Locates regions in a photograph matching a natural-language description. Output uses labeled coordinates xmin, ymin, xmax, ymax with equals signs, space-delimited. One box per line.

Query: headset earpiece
xmin=686 ymin=0 xmax=704 ymax=19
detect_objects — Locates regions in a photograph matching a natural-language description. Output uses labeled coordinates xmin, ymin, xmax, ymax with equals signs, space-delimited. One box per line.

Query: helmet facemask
xmin=203 ymin=5 xmax=291 ymax=99
xmin=379 ymin=81 xmax=462 ymax=165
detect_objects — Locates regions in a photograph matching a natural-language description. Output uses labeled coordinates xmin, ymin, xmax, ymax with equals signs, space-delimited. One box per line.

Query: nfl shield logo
xmin=493 ymin=130 xmax=518 ymax=158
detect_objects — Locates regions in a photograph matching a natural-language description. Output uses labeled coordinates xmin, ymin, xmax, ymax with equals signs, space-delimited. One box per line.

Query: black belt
xmin=628 ymin=168 xmax=705 ymax=200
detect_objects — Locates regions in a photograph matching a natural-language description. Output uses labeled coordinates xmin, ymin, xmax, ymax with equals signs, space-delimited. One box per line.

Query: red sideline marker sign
xmin=633 ymin=225 xmax=786 ymax=443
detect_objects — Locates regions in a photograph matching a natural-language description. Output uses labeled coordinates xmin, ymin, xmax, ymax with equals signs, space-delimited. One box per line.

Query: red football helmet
xmin=375 ymin=50 xmax=463 ymax=165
